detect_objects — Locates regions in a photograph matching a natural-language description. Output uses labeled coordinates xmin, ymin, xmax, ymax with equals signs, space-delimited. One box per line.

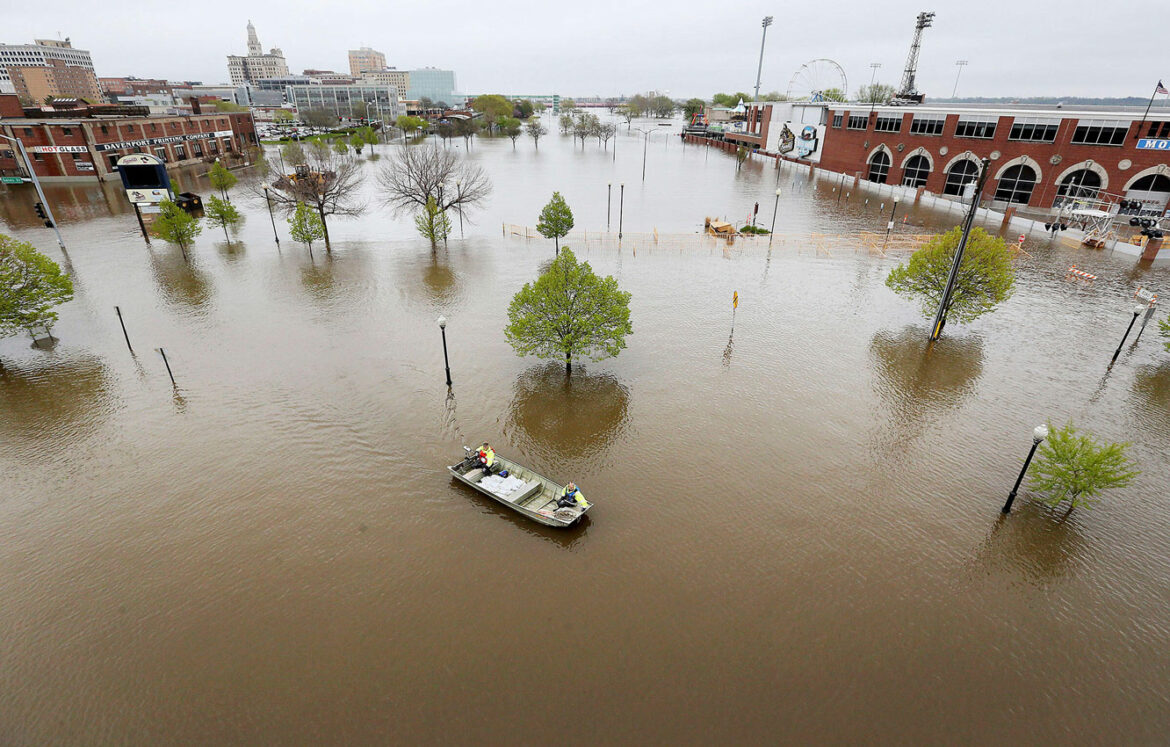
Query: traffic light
xmin=33 ymin=201 xmax=53 ymax=227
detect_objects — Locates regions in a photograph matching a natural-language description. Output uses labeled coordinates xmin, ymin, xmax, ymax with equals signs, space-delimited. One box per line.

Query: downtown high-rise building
xmin=348 ymin=47 xmax=386 ymax=77
xmin=0 ymin=38 xmax=98 ymax=98
xmin=227 ymin=21 xmax=289 ymax=86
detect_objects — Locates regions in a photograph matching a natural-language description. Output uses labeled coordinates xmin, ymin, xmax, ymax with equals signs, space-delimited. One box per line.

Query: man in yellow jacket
xmin=557 ymin=482 xmax=588 ymax=509
xmin=476 ymin=442 xmax=496 ymax=474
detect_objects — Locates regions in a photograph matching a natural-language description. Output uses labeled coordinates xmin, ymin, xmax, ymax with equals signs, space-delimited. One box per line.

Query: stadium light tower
xmin=753 ymin=16 xmax=774 ymax=102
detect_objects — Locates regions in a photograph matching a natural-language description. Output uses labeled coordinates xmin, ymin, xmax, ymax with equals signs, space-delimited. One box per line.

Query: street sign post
xmin=1 ymin=176 xmax=26 ymax=185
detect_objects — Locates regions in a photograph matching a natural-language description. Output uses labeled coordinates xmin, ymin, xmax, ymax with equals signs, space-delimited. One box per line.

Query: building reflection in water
xmin=504 ymin=362 xmax=630 ymax=470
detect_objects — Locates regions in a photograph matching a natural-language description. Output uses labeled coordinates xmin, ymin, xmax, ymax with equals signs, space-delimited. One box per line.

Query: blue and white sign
xmin=1137 ymin=138 xmax=1170 ymax=150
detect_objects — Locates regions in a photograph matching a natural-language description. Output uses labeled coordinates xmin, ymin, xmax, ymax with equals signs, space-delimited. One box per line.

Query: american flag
xmin=1158 ymin=80 xmax=1169 ymax=95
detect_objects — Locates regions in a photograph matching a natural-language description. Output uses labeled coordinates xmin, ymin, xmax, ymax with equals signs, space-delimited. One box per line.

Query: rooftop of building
xmin=823 ymin=101 xmax=1167 ymax=120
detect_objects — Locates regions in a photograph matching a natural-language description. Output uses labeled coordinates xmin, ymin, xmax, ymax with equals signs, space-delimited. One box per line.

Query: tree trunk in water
xmin=319 ymin=207 xmax=332 ymax=252
xmin=565 ymin=351 xmax=571 ymax=374
xmin=554 ymin=236 xmax=559 ymax=257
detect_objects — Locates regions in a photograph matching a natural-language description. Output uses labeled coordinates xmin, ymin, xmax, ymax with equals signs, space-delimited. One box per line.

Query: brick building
xmin=7 ymin=58 xmax=104 ymax=104
xmin=818 ymin=104 xmax=1170 ymax=215
xmin=0 ymin=93 xmax=256 ymax=182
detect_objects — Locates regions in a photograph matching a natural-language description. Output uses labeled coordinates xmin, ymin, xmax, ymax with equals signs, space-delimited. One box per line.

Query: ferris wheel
xmin=786 ymin=59 xmax=848 ymax=102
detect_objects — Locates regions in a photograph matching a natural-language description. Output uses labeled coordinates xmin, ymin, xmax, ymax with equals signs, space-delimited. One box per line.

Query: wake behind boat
xmin=447 ymin=447 xmax=591 ymax=527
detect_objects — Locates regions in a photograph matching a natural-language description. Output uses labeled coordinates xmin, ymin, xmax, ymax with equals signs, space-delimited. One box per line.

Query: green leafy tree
xmin=626 ymin=94 xmax=650 ymax=117
xmin=820 ymin=88 xmax=847 ymax=102
xmin=281 ymin=141 xmax=306 ymax=166
xmin=204 ymin=195 xmax=241 ymax=243
xmin=359 ymin=125 xmax=379 ymax=152
xmin=333 ymin=140 xmax=350 ymax=155
xmin=470 ymin=94 xmax=512 ymax=132
xmin=526 ymin=119 xmax=547 ymax=149
xmin=712 ymin=92 xmax=751 ymax=107
xmin=558 ymin=113 xmax=574 ymax=134
xmin=560 ymin=98 xmax=577 ymax=113
xmin=453 ymin=116 xmax=479 ymax=145
xmin=498 ymin=116 xmax=523 ymax=147
xmin=288 ymin=201 xmax=325 ymax=253
xmin=650 ymin=95 xmax=675 ymax=117
xmin=763 ymin=91 xmax=788 ymax=101
xmin=682 ymin=98 xmax=707 ymax=119
xmin=1158 ymin=312 xmax=1170 ymax=352
xmin=348 ymin=133 xmax=364 ymax=154
xmin=885 ymin=226 xmax=1016 ymax=330
xmin=397 ymin=115 xmax=428 ymax=138
xmin=505 ymin=248 xmax=632 ymax=375
xmin=208 ymin=161 xmax=237 ymax=201
xmin=537 ymin=191 xmax=574 ymax=256
xmin=414 ymin=196 xmax=452 ymax=249
xmin=1029 ymin=423 xmax=1138 ymax=514
xmin=302 ymin=108 xmax=337 ymax=128
xmin=273 ymin=109 xmax=295 ymax=123
xmin=856 ymin=83 xmax=897 ymax=104
xmin=151 ymin=199 xmax=201 ymax=260
xmin=515 ymin=99 xmax=535 ymax=118
xmin=212 ymin=100 xmax=246 ymax=112
xmin=0 ymin=233 xmax=74 ymax=340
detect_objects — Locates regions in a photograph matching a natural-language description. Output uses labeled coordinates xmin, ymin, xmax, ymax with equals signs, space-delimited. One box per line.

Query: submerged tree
xmin=505 ymin=248 xmax=632 ymax=375
xmin=498 ymin=116 xmax=523 ymax=148
xmin=1029 ymin=423 xmax=1138 ymax=514
xmin=288 ymin=201 xmax=325 ymax=254
xmin=526 ymin=119 xmax=547 ymax=150
xmin=258 ymin=142 xmax=365 ymax=252
xmin=280 ymin=141 xmax=306 ymax=167
xmin=885 ymin=226 xmax=1016 ymax=329
xmin=0 ymin=233 xmax=74 ymax=341
xmin=151 ymin=199 xmax=201 ymax=260
xmin=537 ymin=191 xmax=574 ymax=256
xmin=204 ymin=195 xmax=241 ymax=243
xmin=682 ymin=98 xmax=706 ymax=120
xmin=208 ymin=161 xmax=237 ymax=201
xmin=414 ymin=196 xmax=452 ymax=249
xmin=377 ymin=145 xmax=492 ymax=229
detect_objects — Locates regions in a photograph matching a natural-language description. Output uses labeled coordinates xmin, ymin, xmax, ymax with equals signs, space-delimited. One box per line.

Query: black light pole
xmin=157 ymin=347 xmax=177 ymax=388
xmin=929 ymin=158 xmax=992 ymax=341
xmin=607 ymin=183 xmax=612 ymax=232
xmin=1003 ymin=425 xmax=1048 ymax=513
xmin=618 ymin=184 xmax=625 ymax=239
xmin=263 ymin=185 xmax=280 ymax=245
xmin=133 ymin=202 xmax=150 ymax=243
xmin=885 ymin=198 xmax=899 ymax=238
xmin=769 ymin=188 xmax=781 ymax=245
xmin=1111 ymin=304 xmax=1147 ymax=363
xmin=642 ymin=130 xmax=649 ymax=182
xmin=114 ymin=306 xmax=133 ymax=354
xmin=438 ymin=315 xmax=452 ymax=387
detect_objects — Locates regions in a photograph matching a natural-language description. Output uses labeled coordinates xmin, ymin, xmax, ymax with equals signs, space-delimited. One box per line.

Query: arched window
xmin=995 ymin=164 xmax=1037 ymax=204
xmin=867 ymin=151 xmax=890 ymax=184
xmin=901 ymin=155 xmax=931 ymax=187
xmin=1129 ymin=173 xmax=1170 ymax=192
xmin=1056 ymin=169 xmax=1102 ymax=202
xmin=943 ymin=160 xmax=979 ymax=196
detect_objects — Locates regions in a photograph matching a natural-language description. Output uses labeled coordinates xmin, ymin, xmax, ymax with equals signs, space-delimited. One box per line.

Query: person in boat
xmin=476 ymin=442 xmax=496 ymax=474
xmin=557 ymin=482 xmax=587 ymax=509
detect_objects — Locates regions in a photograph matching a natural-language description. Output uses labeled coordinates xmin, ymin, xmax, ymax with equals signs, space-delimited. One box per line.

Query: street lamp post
xmin=0 ymin=133 xmax=67 ymax=251
xmin=607 ymin=183 xmax=612 ymax=232
xmin=952 ymin=60 xmax=969 ymax=99
xmin=437 ymin=315 xmax=452 ymax=387
xmin=263 ymin=185 xmax=280 ymax=244
xmin=618 ymin=184 xmax=625 ymax=240
xmin=1112 ymin=303 xmax=1147 ymax=363
xmin=753 ymin=16 xmax=774 ymax=103
xmin=769 ymin=188 xmax=781 ymax=245
xmin=1002 ymin=425 xmax=1049 ymax=513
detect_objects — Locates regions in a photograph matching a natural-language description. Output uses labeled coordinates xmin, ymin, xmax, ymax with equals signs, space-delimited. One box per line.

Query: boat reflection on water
xmin=868 ymin=325 xmax=984 ymax=453
xmin=503 ymin=362 xmax=631 ymax=472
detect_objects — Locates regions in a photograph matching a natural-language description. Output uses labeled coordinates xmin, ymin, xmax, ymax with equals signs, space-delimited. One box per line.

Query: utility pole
xmin=868 ymin=63 xmax=882 ymax=116
xmin=929 ymin=157 xmax=991 ymax=341
xmin=753 ymin=16 xmax=774 ymax=102
xmin=1 ymin=134 xmax=67 ymax=251
xmin=952 ymin=60 xmax=968 ymax=99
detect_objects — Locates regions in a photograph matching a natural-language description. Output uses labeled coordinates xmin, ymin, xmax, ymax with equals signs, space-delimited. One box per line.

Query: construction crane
xmin=895 ymin=11 xmax=935 ymax=104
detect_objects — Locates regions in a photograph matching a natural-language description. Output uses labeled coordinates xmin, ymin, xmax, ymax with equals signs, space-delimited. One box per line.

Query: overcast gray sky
xmin=7 ymin=0 xmax=1169 ymax=99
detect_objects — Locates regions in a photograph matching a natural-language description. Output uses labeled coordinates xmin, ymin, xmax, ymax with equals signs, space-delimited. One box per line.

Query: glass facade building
xmin=406 ymin=69 xmax=458 ymax=105
xmin=287 ymin=84 xmax=404 ymax=120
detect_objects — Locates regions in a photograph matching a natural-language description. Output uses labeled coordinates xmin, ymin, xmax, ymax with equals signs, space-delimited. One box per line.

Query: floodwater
xmin=2 ymin=115 xmax=1170 ymax=743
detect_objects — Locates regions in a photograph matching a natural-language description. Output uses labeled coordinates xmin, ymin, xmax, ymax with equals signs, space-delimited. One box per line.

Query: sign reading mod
xmin=1137 ymin=139 xmax=1170 ymax=151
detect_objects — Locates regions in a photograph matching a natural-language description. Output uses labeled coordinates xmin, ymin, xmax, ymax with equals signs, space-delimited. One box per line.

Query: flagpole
xmin=1135 ymin=81 xmax=1161 ymax=139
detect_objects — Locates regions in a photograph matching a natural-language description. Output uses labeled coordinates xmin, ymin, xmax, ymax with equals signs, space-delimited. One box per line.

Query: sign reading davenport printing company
xmin=93 ymin=130 xmax=234 ymax=152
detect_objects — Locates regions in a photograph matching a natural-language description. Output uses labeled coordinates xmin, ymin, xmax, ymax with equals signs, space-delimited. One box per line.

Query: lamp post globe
xmin=1032 ymin=424 xmax=1049 ymax=443
xmin=438 ymin=315 xmax=447 ymax=329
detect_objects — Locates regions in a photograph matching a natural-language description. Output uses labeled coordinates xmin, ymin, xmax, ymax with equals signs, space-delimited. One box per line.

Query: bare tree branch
xmin=376 ymin=144 xmax=492 ymax=218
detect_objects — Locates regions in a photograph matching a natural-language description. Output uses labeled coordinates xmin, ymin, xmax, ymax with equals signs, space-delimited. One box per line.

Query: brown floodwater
xmin=2 ymin=117 xmax=1170 ymax=743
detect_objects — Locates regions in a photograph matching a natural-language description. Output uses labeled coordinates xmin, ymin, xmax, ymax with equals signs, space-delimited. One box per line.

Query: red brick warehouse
xmin=818 ymin=104 xmax=1170 ymax=215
